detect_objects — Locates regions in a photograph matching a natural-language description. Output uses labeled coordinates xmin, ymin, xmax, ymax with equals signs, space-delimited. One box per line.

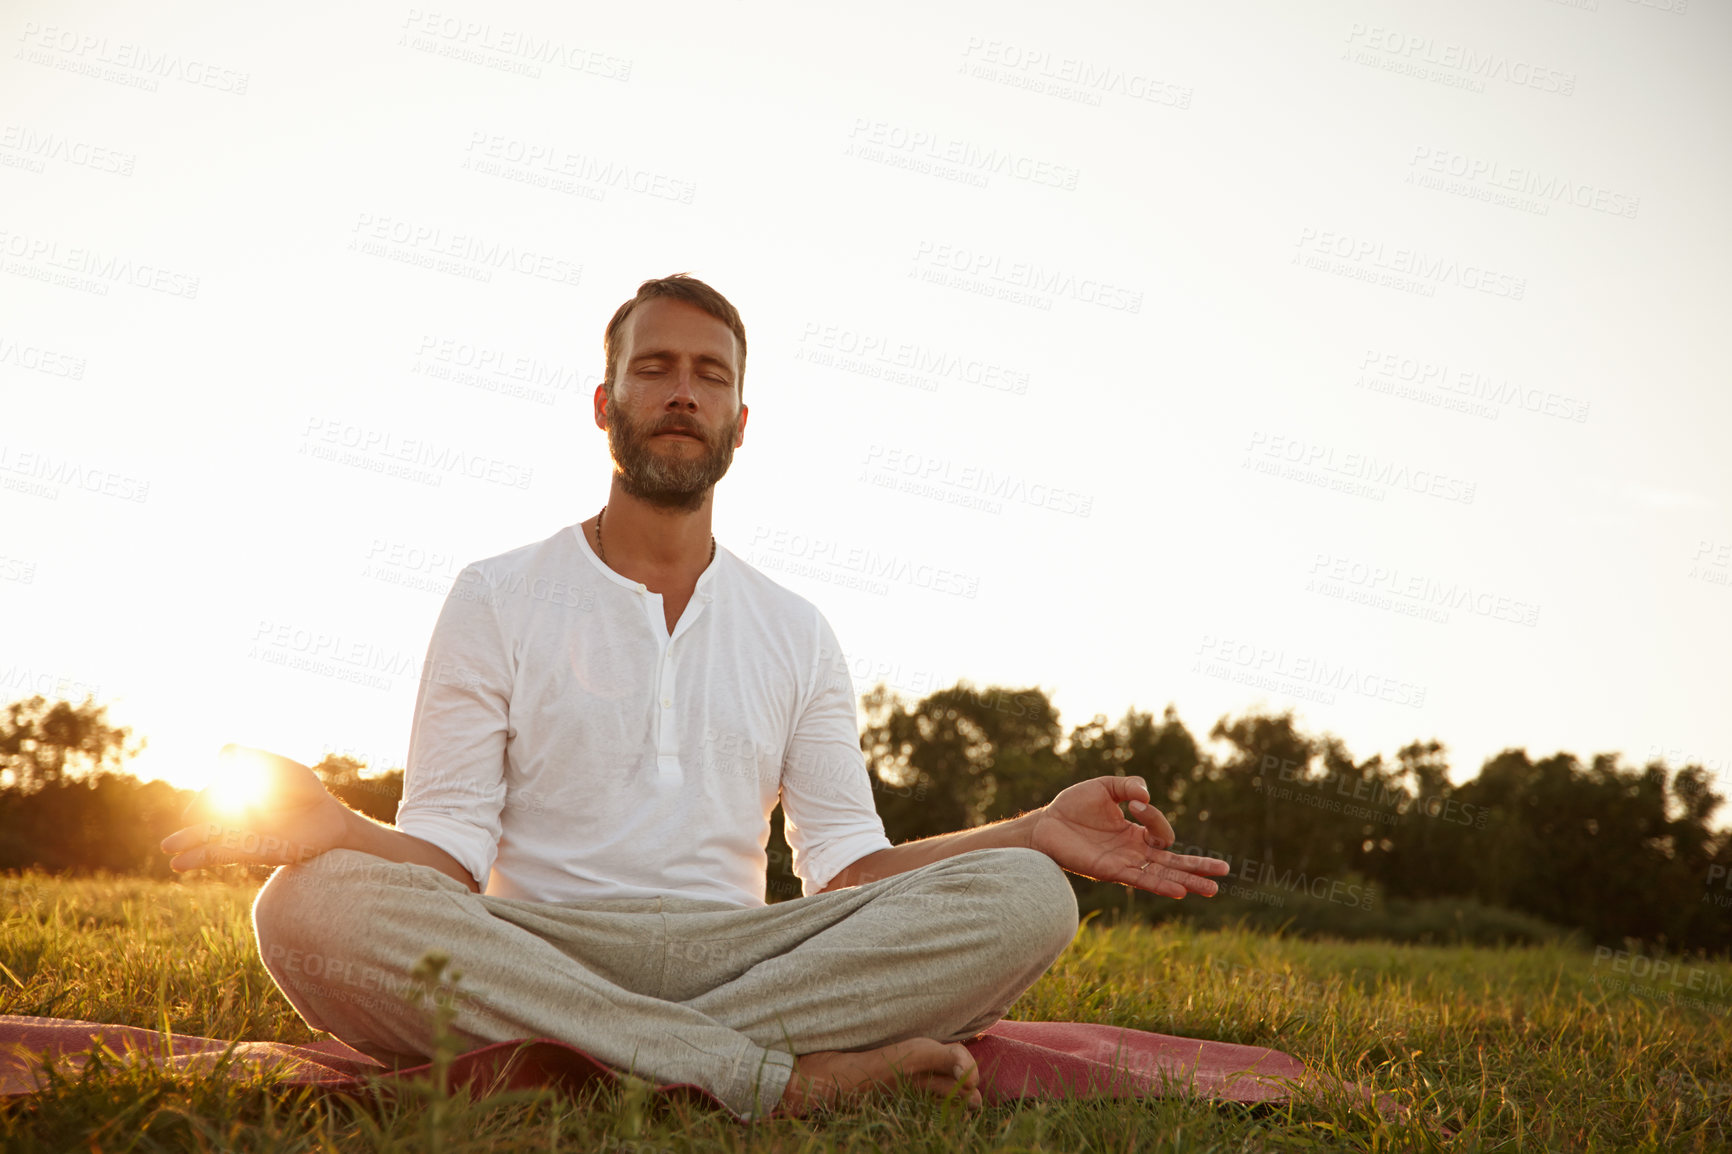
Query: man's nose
xmin=664 ymin=369 xmax=700 ymax=409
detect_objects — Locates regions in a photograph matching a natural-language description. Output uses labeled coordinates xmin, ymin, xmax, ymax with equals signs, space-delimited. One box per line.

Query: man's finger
xmin=1123 ymin=851 xmax=1226 ymax=898
xmin=160 ymin=823 xmax=210 ymax=856
xmin=170 ymin=843 xmax=258 ymax=872
xmin=178 ymin=786 xmax=232 ymax=827
xmin=1131 ymin=864 xmax=1187 ymax=899
xmin=1158 ymin=850 xmax=1232 ymax=876
xmin=1176 ymin=867 xmax=1220 ymax=896
xmin=1121 ymin=854 xmax=1173 ymax=895
xmin=1126 ymin=798 xmax=1175 ymax=849
xmin=1097 ymin=775 xmax=1152 ymax=807
xmin=1138 ymin=862 xmax=1220 ymax=900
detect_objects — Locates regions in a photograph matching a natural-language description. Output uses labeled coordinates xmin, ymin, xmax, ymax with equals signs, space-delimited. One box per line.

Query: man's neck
xmin=590 ymin=484 xmax=716 ymax=581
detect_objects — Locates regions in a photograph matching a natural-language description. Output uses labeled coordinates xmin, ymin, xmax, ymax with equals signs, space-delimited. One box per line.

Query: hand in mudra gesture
xmin=159 ymin=746 xmax=350 ymax=872
xmin=1028 ymin=776 xmax=1231 ymax=899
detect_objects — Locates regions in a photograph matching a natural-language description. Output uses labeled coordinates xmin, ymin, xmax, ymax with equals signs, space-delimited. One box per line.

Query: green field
xmin=1 ymin=872 xmax=1728 ymax=1152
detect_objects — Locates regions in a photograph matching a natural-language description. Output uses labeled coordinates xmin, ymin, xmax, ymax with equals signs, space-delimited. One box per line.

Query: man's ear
xmin=735 ymin=403 xmax=748 ymax=447
xmin=593 ymin=382 xmax=610 ymax=430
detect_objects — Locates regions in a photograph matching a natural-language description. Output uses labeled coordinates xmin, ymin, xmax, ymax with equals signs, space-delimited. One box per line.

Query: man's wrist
xmin=333 ymin=804 xmax=369 ymax=854
xmin=1012 ymin=808 xmax=1044 ymax=852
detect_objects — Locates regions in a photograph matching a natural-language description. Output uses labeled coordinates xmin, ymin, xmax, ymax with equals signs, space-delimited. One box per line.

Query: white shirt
xmin=394 ymin=523 xmax=893 ymax=907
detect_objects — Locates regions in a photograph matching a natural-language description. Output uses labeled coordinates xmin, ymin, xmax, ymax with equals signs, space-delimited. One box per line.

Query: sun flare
xmin=206 ymin=748 xmax=273 ymax=814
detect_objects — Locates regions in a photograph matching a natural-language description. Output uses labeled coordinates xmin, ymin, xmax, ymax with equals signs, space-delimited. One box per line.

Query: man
xmin=162 ymin=274 xmax=1231 ymax=1119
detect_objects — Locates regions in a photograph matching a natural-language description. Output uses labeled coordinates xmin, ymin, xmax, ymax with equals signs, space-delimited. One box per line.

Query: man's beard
xmin=605 ymin=397 xmax=741 ymax=512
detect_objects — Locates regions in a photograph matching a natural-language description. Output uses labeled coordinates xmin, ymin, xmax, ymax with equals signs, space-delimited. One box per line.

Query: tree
xmin=1200 ymin=709 xmax=1320 ymax=869
xmin=311 ymin=753 xmax=403 ymax=824
xmin=1455 ymin=749 xmax=1728 ymax=946
xmin=1365 ymin=740 xmax=1477 ymax=900
xmin=859 ymin=682 xmax=1074 ymax=845
xmin=0 ymin=695 xmax=140 ymax=792
xmin=1065 ymin=704 xmax=1204 ymax=820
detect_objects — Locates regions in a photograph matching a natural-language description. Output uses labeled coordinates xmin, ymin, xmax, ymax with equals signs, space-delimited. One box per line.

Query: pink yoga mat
xmin=0 ymin=1013 xmax=1399 ymax=1118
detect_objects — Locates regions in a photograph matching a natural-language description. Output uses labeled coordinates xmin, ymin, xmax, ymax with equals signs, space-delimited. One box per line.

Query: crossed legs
xmin=253 ymin=845 xmax=1078 ymax=1117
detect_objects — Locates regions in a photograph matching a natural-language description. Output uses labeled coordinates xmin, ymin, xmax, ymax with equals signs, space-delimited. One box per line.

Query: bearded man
xmin=162 ymin=274 xmax=1230 ymax=1118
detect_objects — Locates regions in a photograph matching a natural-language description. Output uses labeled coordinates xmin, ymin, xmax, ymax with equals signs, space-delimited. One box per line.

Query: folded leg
xmin=253 ymin=845 xmax=1078 ymax=1116
xmin=618 ymin=846 xmax=1078 ymax=1053
xmin=252 ymin=849 xmax=794 ymax=1117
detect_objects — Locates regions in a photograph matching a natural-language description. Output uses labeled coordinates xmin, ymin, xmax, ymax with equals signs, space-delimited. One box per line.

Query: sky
xmin=2 ymin=0 xmax=1728 ymax=814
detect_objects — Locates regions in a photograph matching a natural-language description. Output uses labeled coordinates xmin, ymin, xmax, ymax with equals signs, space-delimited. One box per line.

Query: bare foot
xmin=777 ymin=1038 xmax=982 ymax=1115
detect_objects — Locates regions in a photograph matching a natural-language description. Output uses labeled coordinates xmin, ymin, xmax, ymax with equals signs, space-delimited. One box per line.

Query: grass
xmin=1 ymin=871 xmax=1728 ymax=1152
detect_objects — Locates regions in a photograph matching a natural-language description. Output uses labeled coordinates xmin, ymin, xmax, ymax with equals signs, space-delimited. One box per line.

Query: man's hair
xmin=603 ymin=273 xmax=748 ymax=398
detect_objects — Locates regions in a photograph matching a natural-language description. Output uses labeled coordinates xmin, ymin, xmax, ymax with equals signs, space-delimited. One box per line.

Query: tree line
xmin=2 ymin=689 xmax=1727 ymax=953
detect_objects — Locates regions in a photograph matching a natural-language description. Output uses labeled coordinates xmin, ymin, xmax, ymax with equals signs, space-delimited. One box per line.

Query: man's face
xmin=596 ymin=297 xmax=748 ymax=511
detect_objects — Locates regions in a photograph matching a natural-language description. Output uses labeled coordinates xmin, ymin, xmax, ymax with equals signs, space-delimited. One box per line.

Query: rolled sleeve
xmin=779 ymin=614 xmax=893 ymax=895
xmin=394 ymin=566 xmax=512 ymax=889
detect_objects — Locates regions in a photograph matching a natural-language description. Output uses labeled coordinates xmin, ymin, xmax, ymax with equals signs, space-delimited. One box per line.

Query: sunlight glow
xmin=205 ymin=747 xmax=274 ymax=814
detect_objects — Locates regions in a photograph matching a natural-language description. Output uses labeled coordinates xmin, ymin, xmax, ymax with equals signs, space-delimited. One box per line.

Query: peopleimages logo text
xmin=1295 ymin=229 xmax=1524 ymax=300
xmin=1344 ymin=23 xmax=1575 ymax=94
xmin=912 ymin=241 xmax=1142 ymax=312
xmin=301 ymin=418 xmax=533 ymax=489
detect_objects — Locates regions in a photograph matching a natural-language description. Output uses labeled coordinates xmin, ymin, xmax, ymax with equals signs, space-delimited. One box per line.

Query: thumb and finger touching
xmin=1107 ymin=776 xmax=1176 ymax=850
xmin=160 ymin=746 xmax=334 ymax=871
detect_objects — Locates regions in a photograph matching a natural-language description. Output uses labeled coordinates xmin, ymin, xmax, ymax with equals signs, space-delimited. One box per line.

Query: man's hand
xmin=159 ymin=746 xmax=350 ymax=871
xmin=1028 ymin=776 xmax=1231 ymax=899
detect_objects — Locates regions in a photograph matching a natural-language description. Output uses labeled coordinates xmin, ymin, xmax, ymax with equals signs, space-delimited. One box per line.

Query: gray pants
xmin=252 ymin=845 xmax=1079 ymax=1118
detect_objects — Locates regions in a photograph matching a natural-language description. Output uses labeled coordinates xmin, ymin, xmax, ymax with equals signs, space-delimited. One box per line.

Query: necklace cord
xmin=596 ymin=505 xmax=716 ymax=567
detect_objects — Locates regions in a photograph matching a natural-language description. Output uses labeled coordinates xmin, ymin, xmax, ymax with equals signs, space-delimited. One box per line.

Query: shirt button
xmin=662 ymin=697 xmax=672 ymax=708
